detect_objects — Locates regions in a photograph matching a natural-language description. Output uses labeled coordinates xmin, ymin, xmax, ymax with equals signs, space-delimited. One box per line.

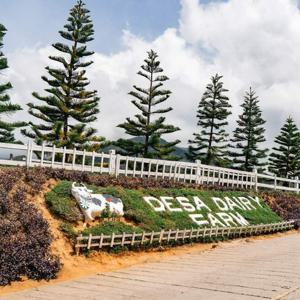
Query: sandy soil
xmin=1 ymin=179 xmax=299 ymax=296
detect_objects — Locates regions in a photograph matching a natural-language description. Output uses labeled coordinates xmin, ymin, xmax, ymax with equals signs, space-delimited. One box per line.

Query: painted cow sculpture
xmin=71 ymin=182 xmax=124 ymax=225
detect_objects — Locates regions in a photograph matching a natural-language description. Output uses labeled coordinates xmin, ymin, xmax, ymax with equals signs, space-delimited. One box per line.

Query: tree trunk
xmin=144 ymin=67 xmax=153 ymax=157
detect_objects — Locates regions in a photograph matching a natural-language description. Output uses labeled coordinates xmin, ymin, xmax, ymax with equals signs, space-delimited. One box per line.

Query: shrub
xmin=18 ymin=166 xmax=247 ymax=191
xmin=260 ymin=191 xmax=300 ymax=222
xmin=45 ymin=181 xmax=83 ymax=223
xmin=0 ymin=173 xmax=60 ymax=286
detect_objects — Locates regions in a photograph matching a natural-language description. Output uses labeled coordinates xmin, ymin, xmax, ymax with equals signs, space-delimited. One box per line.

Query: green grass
xmin=82 ymin=221 xmax=144 ymax=236
xmin=45 ymin=181 xmax=83 ymax=223
xmin=46 ymin=181 xmax=282 ymax=237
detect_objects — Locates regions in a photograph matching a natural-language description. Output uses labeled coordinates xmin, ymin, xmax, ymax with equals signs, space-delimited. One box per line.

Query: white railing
xmin=0 ymin=141 xmax=299 ymax=193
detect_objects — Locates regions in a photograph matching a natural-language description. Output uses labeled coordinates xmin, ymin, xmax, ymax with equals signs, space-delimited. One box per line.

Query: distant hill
xmin=104 ymin=137 xmax=188 ymax=161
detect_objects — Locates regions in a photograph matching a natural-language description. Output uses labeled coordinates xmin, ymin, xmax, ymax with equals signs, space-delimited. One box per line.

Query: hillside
xmin=0 ymin=166 xmax=299 ymax=288
xmin=47 ymin=181 xmax=281 ymax=238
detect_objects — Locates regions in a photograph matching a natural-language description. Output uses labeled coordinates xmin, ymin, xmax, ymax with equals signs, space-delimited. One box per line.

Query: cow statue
xmin=71 ymin=182 xmax=124 ymax=225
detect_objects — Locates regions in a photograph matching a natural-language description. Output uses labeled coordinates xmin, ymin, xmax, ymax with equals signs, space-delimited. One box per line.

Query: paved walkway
xmin=3 ymin=233 xmax=300 ymax=300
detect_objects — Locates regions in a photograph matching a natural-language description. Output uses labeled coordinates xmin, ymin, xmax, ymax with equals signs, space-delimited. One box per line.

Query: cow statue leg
xmin=82 ymin=209 xmax=94 ymax=228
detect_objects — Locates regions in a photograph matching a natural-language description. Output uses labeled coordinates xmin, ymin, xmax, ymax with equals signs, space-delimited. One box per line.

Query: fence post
xmin=29 ymin=141 xmax=33 ymax=167
xmin=115 ymin=154 xmax=120 ymax=178
xmin=26 ymin=141 xmax=32 ymax=167
xmin=72 ymin=148 xmax=76 ymax=169
xmin=51 ymin=145 xmax=56 ymax=168
xmin=253 ymin=167 xmax=258 ymax=192
xmin=274 ymin=175 xmax=277 ymax=190
xmin=91 ymin=151 xmax=95 ymax=172
xmin=76 ymin=234 xmax=82 ymax=256
xmin=62 ymin=147 xmax=66 ymax=168
xmin=175 ymin=229 xmax=179 ymax=241
xmin=110 ymin=232 xmax=115 ymax=247
xmin=109 ymin=149 xmax=116 ymax=176
xmin=131 ymin=232 xmax=136 ymax=246
xmin=99 ymin=233 xmax=104 ymax=249
xmin=141 ymin=231 xmax=145 ymax=245
xmin=40 ymin=142 xmax=45 ymax=167
xmin=82 ymin=149 xmax=86 ymax=171
xmin=159 ymin=229 xmax=164 ymax=244
xmin=87 ymin=234 xmax=92 ymax=250
xmin=196 ymin=160 xmax=201 ymax=185
xmin=296 ymin=176 xmax=299 ymax=194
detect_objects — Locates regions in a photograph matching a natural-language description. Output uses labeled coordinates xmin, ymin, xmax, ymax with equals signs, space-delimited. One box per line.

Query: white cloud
xmin=5 ymin=0 xmax=300 ymax=149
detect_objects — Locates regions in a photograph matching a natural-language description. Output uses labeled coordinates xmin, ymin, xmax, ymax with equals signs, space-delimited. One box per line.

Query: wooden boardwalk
xmin=3 ymin=233 xmax=300 ymax=300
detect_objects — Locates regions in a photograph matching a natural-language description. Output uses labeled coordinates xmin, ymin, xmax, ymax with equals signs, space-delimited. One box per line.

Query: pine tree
xmin=269 ymin=117 xmax=300 ymax=178
xmin=0 ymin=24 xmax=25 ymax=143
xmin=187 ymin=74 xmax=231 ymax=166
xmin=116 ymin=49 xmax=180 ymax=159
xmin=22 ymin=0 xmax=103 ymax=150
xmin=230 ymin=87 xmax=268 ymax=171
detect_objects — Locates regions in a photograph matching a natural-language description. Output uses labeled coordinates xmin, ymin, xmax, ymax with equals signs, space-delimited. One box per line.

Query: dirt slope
xmin=1 ymin=178 xmax=298 ymax=296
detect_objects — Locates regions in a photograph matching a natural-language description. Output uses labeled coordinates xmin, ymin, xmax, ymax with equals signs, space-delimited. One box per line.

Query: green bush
xmin=45 ymin=181 xmax=83 ymax=223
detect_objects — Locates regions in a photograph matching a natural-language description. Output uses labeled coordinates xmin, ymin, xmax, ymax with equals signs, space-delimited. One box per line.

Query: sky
xmin=1 ymin=0 xmax=300 ymax=149
xmin=0 ymin=0 xmax=182 ymax=54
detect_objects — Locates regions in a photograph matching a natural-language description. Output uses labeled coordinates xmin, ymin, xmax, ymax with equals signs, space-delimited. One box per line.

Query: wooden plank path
xmin=3 ymin=233 xmax=300 ymax=300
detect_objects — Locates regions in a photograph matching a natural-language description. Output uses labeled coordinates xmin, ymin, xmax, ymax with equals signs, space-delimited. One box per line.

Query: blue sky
xmin=0 ymin=0 xmax=182 ymax=53
xmin=0 ymin=0 xmax=219 ymax=54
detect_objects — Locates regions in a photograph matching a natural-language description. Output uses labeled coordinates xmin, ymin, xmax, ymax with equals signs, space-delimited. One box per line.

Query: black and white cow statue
xmin=71 ymin=182 xmax=124 ymax=226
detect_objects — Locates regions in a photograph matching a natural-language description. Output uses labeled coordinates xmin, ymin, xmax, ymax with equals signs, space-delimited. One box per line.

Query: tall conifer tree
xmin=269 ymin=117 xmax=300 ymax=178
xmin=22 ymin=0 xmax=103 ymax=150
xmin=116 ymin=50 xmax=180 ymax=159
xmin=230 ymin=87 xmax=268 ymax=171
xmin=187 ymin=74 xmax=231 ymax=166
xmin=0 ymin=24 xmax=25 ymax=142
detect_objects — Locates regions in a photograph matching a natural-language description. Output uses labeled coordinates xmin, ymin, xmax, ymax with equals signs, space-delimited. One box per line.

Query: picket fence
xmin=0 ymin=141 xmax=299 ymax=192
xmin=74 ymin=221 xmax=295 ymax=254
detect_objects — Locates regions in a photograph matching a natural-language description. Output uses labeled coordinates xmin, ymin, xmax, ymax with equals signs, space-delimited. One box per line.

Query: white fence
xmin=0 ymin=142 xmax=299 ymax=193
xmin=75 ymin=221 xmax=295 ymax=254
